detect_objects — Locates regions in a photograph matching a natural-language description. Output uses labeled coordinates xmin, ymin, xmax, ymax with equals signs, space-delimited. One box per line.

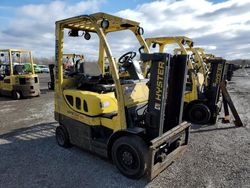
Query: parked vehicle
xmin=38 ymin=65 xmax=49 ymax=73
xmin=0 ymin=49 xmax=40 ymax=99
xmin=33 ymin=64 xmax=42 ymax=73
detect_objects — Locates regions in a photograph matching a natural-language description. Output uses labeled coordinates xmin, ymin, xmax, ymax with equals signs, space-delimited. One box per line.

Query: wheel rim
xmin=190 ymin=105 xmax=210 ymax=123
xmin=116 ymin=144 xmax=140 ymax=175
xmin=13 ymin=91 xmax=20 ymax=99
xmin=56 ymin=129 xmax=65 ymax=146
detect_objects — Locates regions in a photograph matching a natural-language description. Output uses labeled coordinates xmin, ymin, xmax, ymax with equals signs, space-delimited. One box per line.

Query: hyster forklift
xmin=0 ymin=49 xmax=40 ymax=99
xmin=175 ymin=47 xmax=210 ymax=87
xmin=48 ymin=54 xmax=84 ymax=90
xmin=182 ymin=47 xmax=212 ymax=73
xmin=54 ymin=13 xmax=190 ymax=180
xmin=195 ymin=48 xmax=234 ymax=82
xmin=146 ymin=37 xmax=226 ymax=124
xmin=179 ymin=47 xmax=227 ymax=124
xmin=62 ymin=54 xmax=84 ymax=75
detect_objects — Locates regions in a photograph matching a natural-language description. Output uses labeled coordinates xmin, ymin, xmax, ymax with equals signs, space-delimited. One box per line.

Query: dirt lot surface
xmin=0 ymin=70 xmax=249 ymax=188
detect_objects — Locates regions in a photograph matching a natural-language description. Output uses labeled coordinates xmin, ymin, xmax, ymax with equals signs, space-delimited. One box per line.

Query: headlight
xmin=100 ymin=101 xmax=110 ymax=108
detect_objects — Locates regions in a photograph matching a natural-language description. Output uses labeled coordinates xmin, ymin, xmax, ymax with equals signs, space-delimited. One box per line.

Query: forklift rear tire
xmin=188 ymin=103 xmax=211 ymax=124
xmin=56 ymin=126 xmax=70 ymax=148
xmin=12 ymin=91 xmax=21 ymax=100
xmin=37 ymin=91 xmax=41 ymax=97
xmin=112 ymin=135 xmax=148 ymax=179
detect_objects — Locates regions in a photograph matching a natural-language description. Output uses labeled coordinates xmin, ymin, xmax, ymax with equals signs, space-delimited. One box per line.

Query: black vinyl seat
xmin=93 ymin=84 xmax=115 ymax=93
xmin=77 ymin=74 xmax=116 ymax=93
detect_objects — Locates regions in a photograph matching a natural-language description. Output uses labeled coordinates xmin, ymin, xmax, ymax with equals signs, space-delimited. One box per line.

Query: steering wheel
xmin=118 ymin=51 xmax=136 ymax=65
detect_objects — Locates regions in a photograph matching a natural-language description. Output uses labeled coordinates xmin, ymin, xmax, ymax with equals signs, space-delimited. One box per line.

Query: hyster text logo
xmin=215 ymin=64 xmax=223 ymax=84
xmin=155 ymin=61 xmax=165 ymax=102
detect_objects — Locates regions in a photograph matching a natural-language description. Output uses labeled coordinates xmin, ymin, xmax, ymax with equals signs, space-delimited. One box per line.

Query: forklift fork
xmin=147 ymin=122 xmax=190 ymax=180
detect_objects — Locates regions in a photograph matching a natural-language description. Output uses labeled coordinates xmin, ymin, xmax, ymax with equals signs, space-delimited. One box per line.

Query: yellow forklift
xmin=174 ymin=47 xmax=210 ymax=87
xmin=145 ymin=36 xmax=204 ymax=93
xmin=182 ymin=47 xmax=232 ymax=84
xmin=0 ymin=49 xmax=40 ymax=99
xmin=178 ymin=47 xmax=212 ymax=74
xmin=62 ymin=54 xmax=84 ymax=75
xmin=193 ymin=48 xmax=235 ymax=81
xmin=146 ymin=37 xmax=226 ymax=124
xmin=54 ymin=13 xmax=190 ymax=180
xmin=190 ymin=47 xmax=215 ymax=61
xmin=48 ymin=54 xmax=84 ymax=90
xmin=181 ymin=47 xmax=226 ymax=124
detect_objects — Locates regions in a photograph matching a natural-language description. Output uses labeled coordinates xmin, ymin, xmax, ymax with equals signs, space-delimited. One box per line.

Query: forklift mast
xmin=141 ymin=52 xmax=190 ymax=180
xmin=224 ymin=63 xmax=234 ymax=81
xmin=205 ymin=58 xmax=226 ymax=123
xmin=48 ymin=64 xmax=55 ymax=90
xmin=141 ymin=53 xmax=188 ymax=139
xmin=141 ymin=53 xmax=170 ymax=140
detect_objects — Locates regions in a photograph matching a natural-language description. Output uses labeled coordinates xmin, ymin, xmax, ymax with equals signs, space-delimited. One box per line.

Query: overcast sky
xmin=0 ymin=0 xmax=250 ymax=60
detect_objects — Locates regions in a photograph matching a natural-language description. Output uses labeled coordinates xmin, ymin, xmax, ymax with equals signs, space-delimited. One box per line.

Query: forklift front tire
xmin=56 ymin=126 xmax=70 ymax=148
xmin=12 ymin=91 xmax=21 ymax=100
xmin=112 ymin=135 xmax=148 ymax=179
xmin=188 ymin=103 xmax=211 ymax=124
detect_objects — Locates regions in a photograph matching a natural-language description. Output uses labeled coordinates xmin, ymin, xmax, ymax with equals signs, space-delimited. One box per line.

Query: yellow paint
xmin=123 ymin=82 xmax=149 ymax=107
xmin=63 ymin=89 xmax=118 ymax=116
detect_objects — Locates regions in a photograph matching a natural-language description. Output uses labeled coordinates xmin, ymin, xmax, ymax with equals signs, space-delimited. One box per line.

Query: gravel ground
xmin=0 ymin=70 xmax=249 ymax=188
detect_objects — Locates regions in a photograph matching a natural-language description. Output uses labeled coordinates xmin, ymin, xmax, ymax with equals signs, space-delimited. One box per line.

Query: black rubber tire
xmin=112 ymin=135 xmax=148 ymax=179
xmin=12 ymin=91 xmax=21 ymax=100
xmin=188 ymin=103 xmax=211 ymax=124
xmin=36 ymin=91 xmax=41 ymax=97
xmin=55 ymin=126 xmax=70 ymax=148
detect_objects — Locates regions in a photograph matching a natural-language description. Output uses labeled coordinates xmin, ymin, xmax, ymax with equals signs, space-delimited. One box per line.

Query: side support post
xmin=220 ymin=81 xmax=243 ymax=127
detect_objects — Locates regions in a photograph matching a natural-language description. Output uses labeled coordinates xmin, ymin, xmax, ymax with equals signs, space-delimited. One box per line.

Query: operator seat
xmin=77 ymin=61 xmax=115 ymax=93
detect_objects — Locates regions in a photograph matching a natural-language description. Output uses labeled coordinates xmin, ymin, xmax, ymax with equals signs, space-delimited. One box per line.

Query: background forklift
xmin=146 ymin=37 xmax=226 ymax=124
xmin=54 ymin=13 xmax=190 ymax=180
xmin=48 ymin=54 xmax=84 ymax=90
xmin=0 ymin=49 xmax=40 ymax=99
xmin=177 ymin=47 xmax=227 ymax=124
xmin=175 ymin=47 xmax=210 ymax=88
xmin=195 ymin=48 xmax=235 ymax=82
